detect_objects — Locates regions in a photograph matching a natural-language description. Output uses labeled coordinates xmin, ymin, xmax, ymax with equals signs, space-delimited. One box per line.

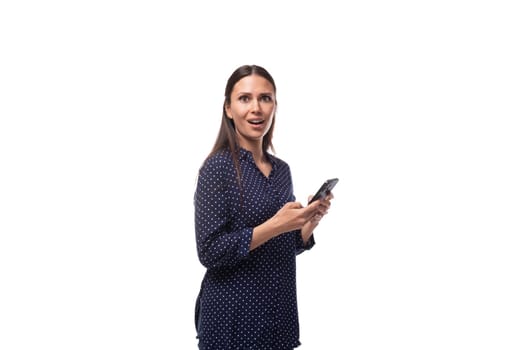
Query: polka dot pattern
xmin=194 ymin=148 xmax=315 ymax=350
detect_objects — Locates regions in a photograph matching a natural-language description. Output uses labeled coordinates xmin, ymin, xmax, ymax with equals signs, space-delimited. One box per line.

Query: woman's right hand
xmin=270 ymin=201 xmax=321 ymax=233
xmin=251 ymin=201 xmax=322 ymax=250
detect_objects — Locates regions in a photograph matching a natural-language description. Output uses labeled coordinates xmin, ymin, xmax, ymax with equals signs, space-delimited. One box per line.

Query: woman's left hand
xmin=306 ymin=192 xmax=334 ymax=225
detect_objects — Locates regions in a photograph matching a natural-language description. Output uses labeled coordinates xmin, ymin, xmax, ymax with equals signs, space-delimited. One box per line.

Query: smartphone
xmin=308 ymin=178 xmax=339 ymax=204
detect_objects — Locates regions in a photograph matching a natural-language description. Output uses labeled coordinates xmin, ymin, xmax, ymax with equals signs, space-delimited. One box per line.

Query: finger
xmin=305 ymin=200 xmax=321 ymax=212
xmin=287 ymin=201 xmax=304 ymax=209
xmin=319 ymin=198 xmax=332 ymax=211
xmin=311 ymin=213 xmax=322 ymax=224
xmin=318 ymin=209 xmax=329 ymax=216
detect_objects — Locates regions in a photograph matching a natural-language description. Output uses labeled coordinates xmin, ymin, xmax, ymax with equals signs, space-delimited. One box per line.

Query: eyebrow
xmin=236 ymin=92 xmax=274 ymax=96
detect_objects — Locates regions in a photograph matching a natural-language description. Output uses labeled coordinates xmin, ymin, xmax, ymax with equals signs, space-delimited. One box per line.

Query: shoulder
xmin=267 ymin=153 xmax=291 ymax=173
xmin=199 ymin=149 xmax=234 ymax=175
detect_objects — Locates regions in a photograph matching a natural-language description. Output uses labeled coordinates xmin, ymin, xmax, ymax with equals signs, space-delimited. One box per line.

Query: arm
xmin=194 ymin=159 xmax=252 ymax=269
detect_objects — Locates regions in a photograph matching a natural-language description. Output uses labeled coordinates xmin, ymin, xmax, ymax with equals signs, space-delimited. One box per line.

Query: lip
xmin=247 ymin=119 xmax=265 ymax=124
xmin=248 ymin=123 xmax=265 ymax=131
xmin=247 ymin=119 xmax=265 ymax=129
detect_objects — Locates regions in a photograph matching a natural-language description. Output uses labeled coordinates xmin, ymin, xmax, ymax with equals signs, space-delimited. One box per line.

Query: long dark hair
xmin=205 ymin=65 xmax=277 ymax=185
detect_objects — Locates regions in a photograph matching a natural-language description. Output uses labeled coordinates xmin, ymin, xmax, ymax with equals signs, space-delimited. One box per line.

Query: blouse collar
xmin=238 ymin=147 xmax=277 ymax=169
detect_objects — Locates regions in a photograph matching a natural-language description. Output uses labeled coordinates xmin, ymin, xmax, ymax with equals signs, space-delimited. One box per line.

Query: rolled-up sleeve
xmin=194 ymin=158 xmax=252 ymax=269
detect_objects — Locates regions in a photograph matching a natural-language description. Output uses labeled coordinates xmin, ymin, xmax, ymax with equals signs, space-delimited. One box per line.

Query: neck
xmin=251 ymin=149 xmax=266 ymax=164
xmin=238 ymin=139 xmax=265 ymax=161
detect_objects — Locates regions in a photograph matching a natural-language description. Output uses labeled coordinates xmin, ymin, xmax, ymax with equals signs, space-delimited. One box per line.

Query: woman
xmin=194 ymin=64 xmax=334 ymax=349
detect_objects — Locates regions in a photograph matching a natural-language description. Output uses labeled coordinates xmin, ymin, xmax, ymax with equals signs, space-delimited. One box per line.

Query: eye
xmin=239 ymin=95 xmax=250 ymax=103
xmin=260 ymin=95 xmax=273 ymax=103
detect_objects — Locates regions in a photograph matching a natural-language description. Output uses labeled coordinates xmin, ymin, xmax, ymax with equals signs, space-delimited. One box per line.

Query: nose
xmin=251 ymin=99 xmax=261 ymax=113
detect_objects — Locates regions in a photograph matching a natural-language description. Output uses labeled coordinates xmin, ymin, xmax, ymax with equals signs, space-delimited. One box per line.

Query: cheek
xmin=263 ymin=105 xmax=276 ymax=115
xmin=230 ymin=104 xmax=247 ymax=117
xmin=268 ymin=108 xmax=276 ymax=120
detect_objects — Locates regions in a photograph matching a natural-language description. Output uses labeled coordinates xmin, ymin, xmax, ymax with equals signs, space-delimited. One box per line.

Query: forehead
xmin=232 ymin=75 xmax=275 ymax=94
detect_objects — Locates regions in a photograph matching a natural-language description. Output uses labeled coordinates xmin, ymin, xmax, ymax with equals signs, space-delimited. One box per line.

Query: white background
xmin=1 ymin=1 xmax=524 ymax=349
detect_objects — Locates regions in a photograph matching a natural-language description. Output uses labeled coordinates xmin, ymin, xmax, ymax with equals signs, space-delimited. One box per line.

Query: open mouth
xmin=248 ymin=119 xmax=264 ymax=125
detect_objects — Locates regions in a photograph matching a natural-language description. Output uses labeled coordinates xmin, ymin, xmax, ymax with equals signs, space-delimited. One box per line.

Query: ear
xmin=225 ymin=104 xmax=233 ymax=119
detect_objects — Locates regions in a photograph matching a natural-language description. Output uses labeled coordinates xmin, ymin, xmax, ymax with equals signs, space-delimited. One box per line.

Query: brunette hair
xmin=206 ymin=65 xmax=277 ymax=184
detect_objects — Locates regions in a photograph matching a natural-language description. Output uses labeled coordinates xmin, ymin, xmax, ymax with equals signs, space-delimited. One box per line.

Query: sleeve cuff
xmin=296 ymin=231 xmax=315 ymax=255
xmin=238 ymin=227 xmax=253 ymax=258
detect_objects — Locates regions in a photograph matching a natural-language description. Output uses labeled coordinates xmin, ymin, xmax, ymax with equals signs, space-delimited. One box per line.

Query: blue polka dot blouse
xmin=194 ymin=147 xmax=315 ymax=350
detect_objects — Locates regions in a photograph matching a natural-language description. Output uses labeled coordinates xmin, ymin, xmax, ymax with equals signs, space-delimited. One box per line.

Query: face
xmin=225 ymin=74 xmax=276 ymax=150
